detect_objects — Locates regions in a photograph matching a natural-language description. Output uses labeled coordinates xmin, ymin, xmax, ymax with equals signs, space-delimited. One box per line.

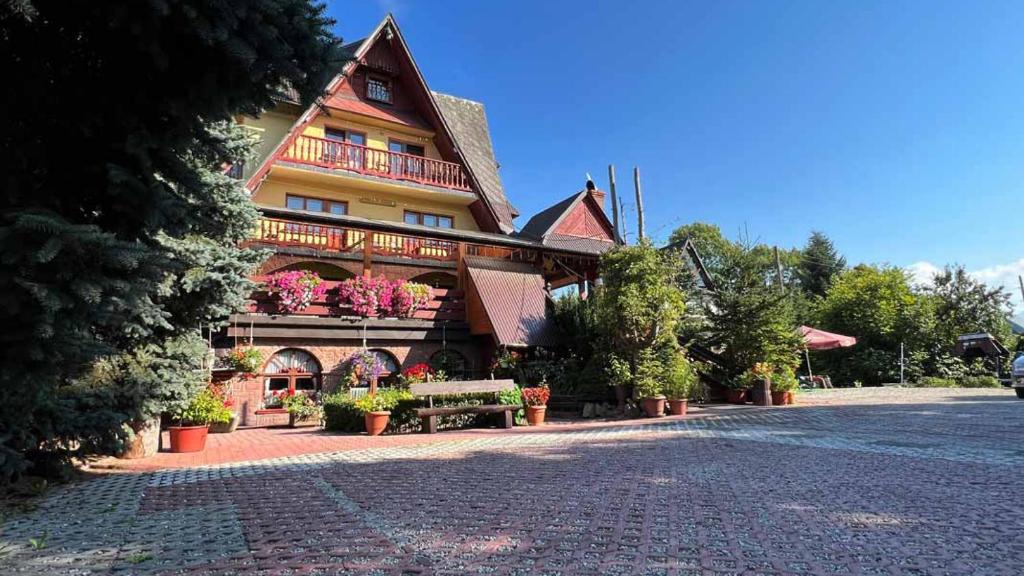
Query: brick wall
xmin=229 ymin=339 xmax=484 ymax=427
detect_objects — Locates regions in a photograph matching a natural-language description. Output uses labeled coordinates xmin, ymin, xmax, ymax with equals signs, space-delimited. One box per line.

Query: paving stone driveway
xmin=3 ymin=388 xmax=1024 ymax=575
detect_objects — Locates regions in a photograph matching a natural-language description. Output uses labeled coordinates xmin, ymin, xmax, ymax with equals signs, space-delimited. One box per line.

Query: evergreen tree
xmin=705 ymin=243 xmax=801 ymax=381
xmin=0 ymin=1 xmax=342 ymax=479
xmin=796 ymin=231 xmax=846 ymax=297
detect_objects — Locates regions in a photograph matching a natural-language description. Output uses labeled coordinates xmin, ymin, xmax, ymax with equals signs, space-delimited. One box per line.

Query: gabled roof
xmin=516 ymin=189 xmax=616 ymax=255
xmin=661 ymin=236 xmax=717 ymax=292
xmin=432 ymin=92 xmax=517 ymax=224
xmin=247 ymin=14 xmax=515 ymax=233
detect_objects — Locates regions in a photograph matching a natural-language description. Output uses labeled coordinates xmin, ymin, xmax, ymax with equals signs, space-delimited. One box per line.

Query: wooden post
xmin=633 ymin=166 xmax=645 ymax=241
xmin=456 ymin=242 xmax=467 ymax=289
xmin=362 ymin=231 xmax=373 ymax=278
xmin=608 ymin=165 xmax=622 ymax=245
xmin=1018 ymin=274 xmax=1024 ymax=304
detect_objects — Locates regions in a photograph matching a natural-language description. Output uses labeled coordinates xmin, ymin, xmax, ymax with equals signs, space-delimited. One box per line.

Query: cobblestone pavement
xmin=3 ymin=388 xmax=1023 ymax=575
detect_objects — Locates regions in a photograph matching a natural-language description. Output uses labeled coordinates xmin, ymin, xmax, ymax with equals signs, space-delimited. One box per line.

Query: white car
xmin=1013 ymin=354 xmax=1024 ymax=399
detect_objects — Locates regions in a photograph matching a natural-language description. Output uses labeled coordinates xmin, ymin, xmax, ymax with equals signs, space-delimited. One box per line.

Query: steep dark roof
xmin=432 ymin=92 xmax=517 ymax=231
xmin=272 ymin=40 xmax=364 ymax=105
xmin=465 ymin=256 xmax=560 ymax=347
xmin=518 ymin=191 xmax=585 ymax=240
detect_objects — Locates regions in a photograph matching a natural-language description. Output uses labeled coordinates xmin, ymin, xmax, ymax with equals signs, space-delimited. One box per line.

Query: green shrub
xmin=915 ymin=377 xmax=957 ymax=388
xmin=958 ymin=375 xmax=1001 ymax=388
xmin=173 ymin=388 xmax=233 ymax=426
xmin=322 ymin=393 xmax=363 ymax=433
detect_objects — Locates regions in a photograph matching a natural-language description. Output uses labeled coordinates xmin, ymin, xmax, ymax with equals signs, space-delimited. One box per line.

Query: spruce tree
xmin=797 ymin=231 xmax=846 ymax=297
xmin=0 ymin=1 xmax=342 ymax=479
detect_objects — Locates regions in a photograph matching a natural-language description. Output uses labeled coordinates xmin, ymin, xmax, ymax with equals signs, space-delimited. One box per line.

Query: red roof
xmin=465 ymin=256 xmax=559 ymax=347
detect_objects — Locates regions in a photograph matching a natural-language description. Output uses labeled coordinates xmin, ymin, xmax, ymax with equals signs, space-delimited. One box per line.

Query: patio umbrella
xmin=798 ymin=325 xmax=857 ymax=380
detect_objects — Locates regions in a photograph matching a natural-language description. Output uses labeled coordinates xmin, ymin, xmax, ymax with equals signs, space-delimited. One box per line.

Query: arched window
xmin=263 ymin=349 xmax=321 ymax=394
xmin=430 ymin=349 xmax=468 ymax=380
xmin=409 ymin=271 xmax=457 ymax=288
xmin=366 ymin=349 xmax=400 ymax=376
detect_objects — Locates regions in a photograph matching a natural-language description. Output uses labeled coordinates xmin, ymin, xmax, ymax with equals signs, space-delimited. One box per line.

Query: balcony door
xmin=324 ymin=128 xmax=366 ymax=169
xmin=388 ymin=140 xmax=426 ymax=180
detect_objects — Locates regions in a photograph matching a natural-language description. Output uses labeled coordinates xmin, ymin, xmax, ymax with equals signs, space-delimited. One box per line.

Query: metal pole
xmin=897 ymin=340 xmax=905 ymax=381
xmin=633 ymin=166 xmax=645 ymax=241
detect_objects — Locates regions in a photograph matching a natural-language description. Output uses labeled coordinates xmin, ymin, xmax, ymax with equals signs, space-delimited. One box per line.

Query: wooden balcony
xmin=280 ymin=134 xmax=472 ymax=191
xmin=251 ymin=217 xmax=528 ymax=263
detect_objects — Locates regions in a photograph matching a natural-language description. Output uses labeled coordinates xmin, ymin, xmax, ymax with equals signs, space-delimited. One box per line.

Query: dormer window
xmin=366 ymin=75 xmax=393 ymax=103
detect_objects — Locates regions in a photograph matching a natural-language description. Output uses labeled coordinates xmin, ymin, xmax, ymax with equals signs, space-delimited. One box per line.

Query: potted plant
xmin=354 ymin=390 xmax=404 ymax=436
xmin=226 ymin=345 xmax=263 ymax=375
xmin=208 ymin=384 xmax=240 ymax=433
xmin=168 ymin=388 xmax=233 ymax=453
xmin=343 ymin=350 xmax=386 ymax=392
xmin=770 ymin=368 xmax=799 ymax=406
xmin=265 ymin=269 xmax=327 ymax=314
xmin=635 ymin=350 xmax=666 ymax=417
xmin=664 ymin=351 xmax=697 ymax=416
xmin=521 ymin=385 xmax=550 ymax=425
xmin=280 ymin=390 xmax=322 ymax=427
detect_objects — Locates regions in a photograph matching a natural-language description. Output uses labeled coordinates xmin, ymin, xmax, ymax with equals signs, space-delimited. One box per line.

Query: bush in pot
xmin=634 ymin=350 xmax=667 ymax=417
xmin=770 ymin=368 xmax=799 ymax=405
xmin=208 ymin=383 xmax=240 ymax=433
xmin=226 ymin=346 xmax=263 ymax=375
xmin=169 ymin=388 xmax=233 ymax=453
xmin=663 ymin=350 xmax=697 ymax=416
xmin=521 ymin=385 xmax=550 ymax=425
xmin=354 ymin=389 xmax=411 ymax=436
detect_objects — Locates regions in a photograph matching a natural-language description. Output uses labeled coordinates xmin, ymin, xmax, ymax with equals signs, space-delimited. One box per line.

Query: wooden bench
xmin=410 ymin=379 xmax=519 ymax=434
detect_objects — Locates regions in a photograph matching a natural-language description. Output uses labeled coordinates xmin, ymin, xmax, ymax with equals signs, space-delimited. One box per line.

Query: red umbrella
xmin=799 ymin=326 xmax=857 ymax=350
xmin=798 ymin=326 xmax=856 ymax=382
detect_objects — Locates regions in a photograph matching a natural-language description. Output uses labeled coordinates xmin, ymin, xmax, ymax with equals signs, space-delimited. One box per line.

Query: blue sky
xmin=328 ymin=1 xmax=1024 ymax=311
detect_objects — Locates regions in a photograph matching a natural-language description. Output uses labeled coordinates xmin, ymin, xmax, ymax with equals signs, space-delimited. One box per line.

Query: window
xmin=323 ymin=128 xmax=366 ymax=167
xmin=430 ymin=349 xmax=468 ymax=380
xmin=286 ymin=194 xmax=347 ymax=216
xmin=366 ymin=76 xmax=393 ymax=103
xmin=404 ymin=210 xmax=453 ymax=229
xmin=388 ymin=140 xmax=426 ymax=180
xmin=263 ymin=349 xmax=321 ymax=395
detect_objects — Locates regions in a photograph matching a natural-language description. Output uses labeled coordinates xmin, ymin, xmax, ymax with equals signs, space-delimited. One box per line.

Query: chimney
xmin=585 ymin=176 xmax=606 ymax=213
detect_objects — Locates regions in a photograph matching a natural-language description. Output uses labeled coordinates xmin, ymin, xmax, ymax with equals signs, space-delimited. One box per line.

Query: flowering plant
xmin=209 ymin=383 xmax=236 ymax=412
xmin=337 ymin=276 xmax=432 ymax=318
xmin=266 ymin=270 xmax=327 ymax=313
xmin=400 ymin=363 xmax=433 ymax=385
xmin=280 ymin=390 xmax=322 ymax=419
xmin=343 ymin=350 xmax=386 ymax=387
xmin=380 ymin=280 xmax=433 ymax=318
xmin=521 ymin=385 xmax=550 ymax=407
xmin=337 ymin=276 xmax=382 ymax=317
xmin=263 ymin=389 xmax=289 ymax=408
xmin=174 ymin=388 xmax=234 ymax=426
xmin=226 ymin=346 xmax=263 ymax=374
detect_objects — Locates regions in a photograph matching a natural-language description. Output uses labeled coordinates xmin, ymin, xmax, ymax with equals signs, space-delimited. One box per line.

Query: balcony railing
xmin=253 ymin=217 xmax=460 ymax=262
xmin=280 ymin=134 xmax=472 ymax=191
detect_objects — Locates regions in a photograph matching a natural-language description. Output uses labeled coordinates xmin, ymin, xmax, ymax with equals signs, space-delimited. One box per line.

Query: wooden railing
xmin=252 ymin=217 xmax=460 ymax=262
xmin=280 ymin=134 xmax=472 ymax=191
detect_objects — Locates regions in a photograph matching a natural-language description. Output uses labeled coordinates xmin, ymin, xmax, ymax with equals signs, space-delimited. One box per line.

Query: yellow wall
xmin=253 ymin=177 xmax=480 ymax=232
xmin=301 ymin=116 xmax=440 ymax=159
xmin=239 ymin=110 xmax=298 ymax=179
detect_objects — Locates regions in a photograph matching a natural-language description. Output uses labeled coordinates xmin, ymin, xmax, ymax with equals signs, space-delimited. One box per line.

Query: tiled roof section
xmin=518 ymin=191 xmax=585 ymax=240
xmin=465 ymin=256 xmax=560 ymax=347
xmin=431 ymin=92 xmax=517 ymax=232
xmin=541 ymin=234 xmax=615 ymax=255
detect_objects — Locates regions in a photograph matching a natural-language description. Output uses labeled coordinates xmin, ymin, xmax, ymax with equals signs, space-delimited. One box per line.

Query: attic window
xmin=366 ymin=76 xmax=392 ymax=103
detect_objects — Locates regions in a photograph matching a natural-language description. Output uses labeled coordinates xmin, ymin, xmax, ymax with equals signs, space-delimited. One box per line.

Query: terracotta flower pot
xmin=770 ymin=391 xmax=787 ymax=406
xmin=641 ymin=396 xmax=666 ymax=418
xmin=168 ymin=425 xmax=209 ymax=453
xmin=668 ymin=399 xmax=688 ymax=416
xmin=785 ymin=391 xmax=796 ymax=405
xmin=526 ymin=405 xmax=547 ymax=426
xmin=364 ymin=411 xmax=391 ymax=436
xmin=726 ymin=390 xmax=748 ymax=404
